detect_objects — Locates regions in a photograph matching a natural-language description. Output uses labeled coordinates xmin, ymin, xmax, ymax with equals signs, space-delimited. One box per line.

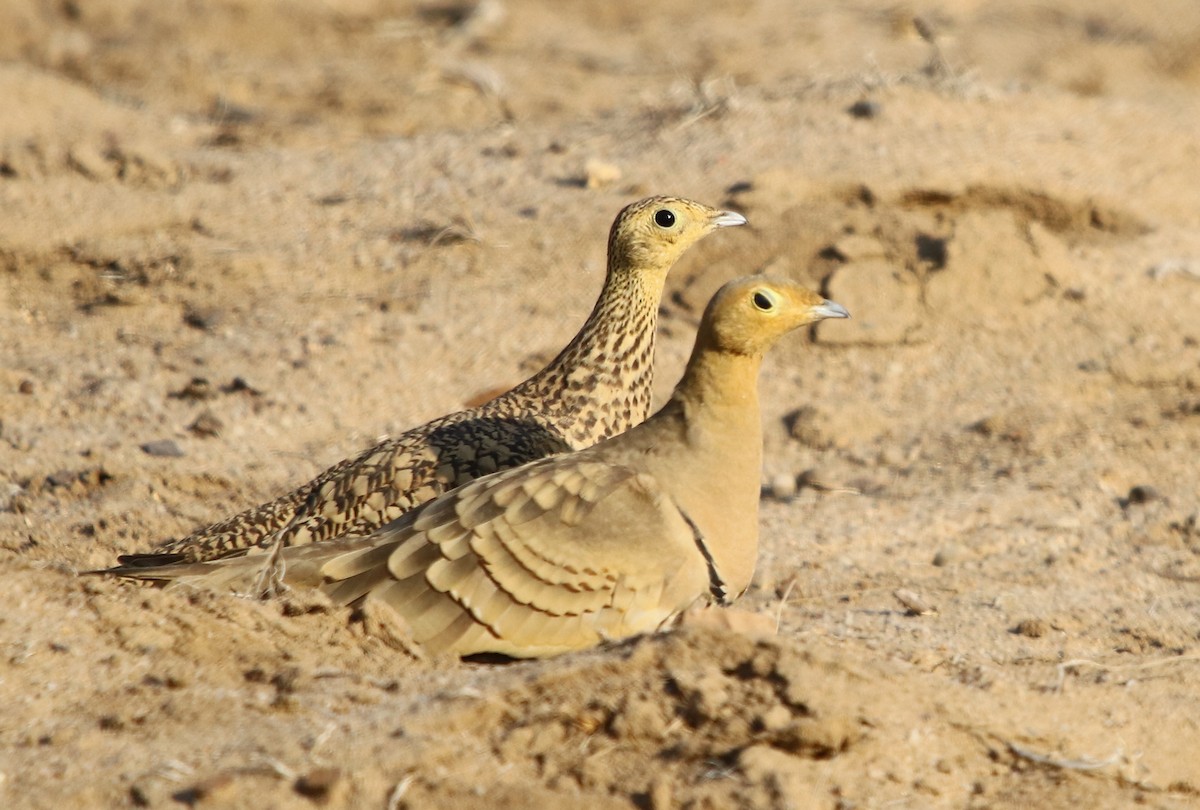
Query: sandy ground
xmin=2 ymin=1 xmax=1200 ymax=807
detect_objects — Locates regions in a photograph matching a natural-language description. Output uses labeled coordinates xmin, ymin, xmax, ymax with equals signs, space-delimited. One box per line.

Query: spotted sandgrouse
xmin=116 ymin=197 xmax=745 ymax=567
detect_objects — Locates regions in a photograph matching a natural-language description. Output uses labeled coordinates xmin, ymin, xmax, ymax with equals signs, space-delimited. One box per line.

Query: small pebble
xmin=584 ymin=158 xmax=622 ymax=189
xmin=188 ymin=411 xmax=223 ymax=438
xmin=128 ymin=784 xmax=151 ymax=807
xmin=293 ymin=767 xmax=343 ymax=801
xmin=18 ymin=379 xmax=34 ymax=395
xmin=182 ymin=305 xmax=224 ymax=331
xmin=172 ymin=773 xmax=234 ymax=805
xmin=1013 ymin=618 xmax=1048 ymax=638
xmin=768 ymin=473 xmax=798 ymax=501
xmin=222 ymin=377 xmax=263 ymax=396
xmin=784 ymin=406 xmax=832 ymax=449
xmin=893 ymin=588 xmax=937 ymax=616
xmin=931 ymin=546 xmax=963 ymax=567
xmin=170 ymin=377 xmax=217 ymax=401
xmin=847 ymin=99 xmax=881 ymax=119
xmin=141 ymin=439 xmax=184 ymax=458
xmin=1127 ymin=485 xmax=1160 ymax=505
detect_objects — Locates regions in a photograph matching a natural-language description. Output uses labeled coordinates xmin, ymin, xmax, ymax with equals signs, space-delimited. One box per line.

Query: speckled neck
xmin=490 ymin=254 xmax=663 ymax=449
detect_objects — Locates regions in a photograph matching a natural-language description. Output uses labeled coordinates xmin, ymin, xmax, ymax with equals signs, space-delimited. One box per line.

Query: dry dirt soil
xmin=2 ymin=1 xmax=1200 ymax=808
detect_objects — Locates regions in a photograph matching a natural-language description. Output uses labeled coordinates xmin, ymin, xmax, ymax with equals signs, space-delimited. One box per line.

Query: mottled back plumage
xmin=103 ymin=277 xmax=850 ymax=658
xmin=117 ymin=196 xmax=745 ymax=566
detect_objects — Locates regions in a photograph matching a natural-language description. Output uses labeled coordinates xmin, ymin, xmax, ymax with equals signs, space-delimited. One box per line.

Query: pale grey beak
xmin=813 ymin=299 xmax=850 ymax=319
xmin=711 ymin=210 xmax=747 ymax=229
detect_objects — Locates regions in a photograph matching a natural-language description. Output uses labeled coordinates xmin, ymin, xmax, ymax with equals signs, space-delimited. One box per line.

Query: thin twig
xmin=386 ymin=775 xmax=415 ymax=810
xmin=774 ymin=577 xmax=798 ymax=633
xmin=1054 ymin=654 xmax=1200 ymax=692
xmin=1005 ymin=740 xmax=1123 ymax=772
xmin=249 ymin=757 xmax=297 ymax=782
xmin=1152 ymin=566 xmax=1200 ymax=583
xmin=309 ymin=722 xmax=338 ymax=759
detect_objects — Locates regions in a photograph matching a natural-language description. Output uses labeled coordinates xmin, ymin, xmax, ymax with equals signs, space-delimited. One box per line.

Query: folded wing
xmin=118 ymin=456 xmax=712 ymax=658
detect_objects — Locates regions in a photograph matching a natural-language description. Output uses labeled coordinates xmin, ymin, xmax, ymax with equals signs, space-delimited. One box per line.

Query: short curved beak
xmin=812 ymin=299 xmax=850 ymax=320
xmin=710 ymin=210 xmax=747 ymax=229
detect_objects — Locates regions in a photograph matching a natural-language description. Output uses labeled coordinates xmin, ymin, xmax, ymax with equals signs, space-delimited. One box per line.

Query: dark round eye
xmin=753 ymin=291 xmax=774 ymax=311
xmin=653 ymin=209 xmax=676 ymax=228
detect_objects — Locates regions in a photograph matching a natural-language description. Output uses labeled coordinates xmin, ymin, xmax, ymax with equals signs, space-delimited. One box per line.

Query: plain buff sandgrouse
xmin=103 ymin=276 xmax=849 ymax=658
xmin=114 ymin=197 xmax=745 ymax=567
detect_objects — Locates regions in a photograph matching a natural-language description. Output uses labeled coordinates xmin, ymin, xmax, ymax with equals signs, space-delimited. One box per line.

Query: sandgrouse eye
xmin=653 ymin=209 xmax=676 ymax=228
xmin=752 ymin=291 xmax=774 ymax=311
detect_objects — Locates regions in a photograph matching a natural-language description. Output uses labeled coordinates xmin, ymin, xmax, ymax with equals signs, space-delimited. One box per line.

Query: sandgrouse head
xmin=607 ymin=195 xmax=746 ymax=279
xmin=701 ymin=276 xmax=850 ymax=356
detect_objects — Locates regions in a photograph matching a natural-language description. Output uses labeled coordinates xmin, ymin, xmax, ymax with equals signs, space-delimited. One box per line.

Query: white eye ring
xmin=752 ymin=290 xmax=776 ymax=311
xmin=653 ymin=209 xmax=676 ymax=228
